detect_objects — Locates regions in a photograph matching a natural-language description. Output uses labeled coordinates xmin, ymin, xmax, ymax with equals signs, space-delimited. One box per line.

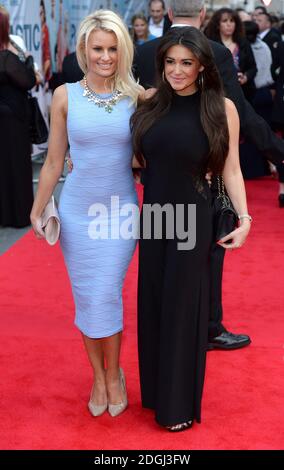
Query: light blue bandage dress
xmin=59 ymin=82 xmax=138 ymax=338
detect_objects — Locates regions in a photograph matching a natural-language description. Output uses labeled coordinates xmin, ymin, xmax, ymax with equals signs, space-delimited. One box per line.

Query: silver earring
xmin=162 ymin=71 xmax=166 ymax=82
xmin=198 ymin=72 xmax=204 ymax=90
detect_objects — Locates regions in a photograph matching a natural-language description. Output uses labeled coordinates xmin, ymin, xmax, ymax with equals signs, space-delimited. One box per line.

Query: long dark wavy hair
xmin=131 ymin=27 xmax=229 ymax=174
xmin=204 ymin=8 xmax=245 ymax=45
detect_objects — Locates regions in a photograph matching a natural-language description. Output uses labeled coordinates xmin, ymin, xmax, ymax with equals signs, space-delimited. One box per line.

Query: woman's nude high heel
xmin=88 ymin=384 xmax=108 ymax=417
xmin=108 ymin=368 xmax=128 ymax=417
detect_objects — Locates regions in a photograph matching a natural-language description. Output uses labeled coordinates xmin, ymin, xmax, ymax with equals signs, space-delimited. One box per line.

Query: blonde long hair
xmin=76 ymin=10 xmax=141 ymax=104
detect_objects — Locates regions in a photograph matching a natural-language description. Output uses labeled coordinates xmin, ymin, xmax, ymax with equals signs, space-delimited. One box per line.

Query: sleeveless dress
xmin=138 ymin=91 xmax=212 ymax=426
xmin=59 ymin=82 xmax=138 ymax=338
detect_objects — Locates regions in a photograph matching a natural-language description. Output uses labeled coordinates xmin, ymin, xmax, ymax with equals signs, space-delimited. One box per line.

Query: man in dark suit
xmin=148 ymin=0 xmax=172 ymax=37
xmin=134 ymin=0 xmax=284 ymax=350
xmin=255 ymin=12 xmax=281 ymax=81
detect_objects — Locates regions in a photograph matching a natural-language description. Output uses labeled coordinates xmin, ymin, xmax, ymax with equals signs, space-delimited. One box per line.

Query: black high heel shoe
xmin=166 ymin=420 xmax=193 ymax=432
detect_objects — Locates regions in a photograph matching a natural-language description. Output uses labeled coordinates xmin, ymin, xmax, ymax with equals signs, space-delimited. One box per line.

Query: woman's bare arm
xmin=218 ymin=98 xmax=251 ymax=248
xmin=30 ymin=85 xmax=68 ymax=236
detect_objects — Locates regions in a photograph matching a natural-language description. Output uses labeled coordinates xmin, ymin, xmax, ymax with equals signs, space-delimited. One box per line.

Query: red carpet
xmin=0 ymin=179 xmax=283 ymax=450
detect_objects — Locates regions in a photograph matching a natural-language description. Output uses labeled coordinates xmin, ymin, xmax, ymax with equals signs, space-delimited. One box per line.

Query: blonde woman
xmin=30 ymin=10 xmax=142 ymax=418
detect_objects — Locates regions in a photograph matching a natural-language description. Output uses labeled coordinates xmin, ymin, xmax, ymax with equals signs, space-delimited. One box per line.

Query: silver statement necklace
xmin=83 ymin=76 xmax=122 ymax=113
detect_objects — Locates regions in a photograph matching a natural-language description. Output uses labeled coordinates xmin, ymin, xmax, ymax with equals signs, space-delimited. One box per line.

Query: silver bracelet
xmin=238 ymin=214 xmax=252 ymax=222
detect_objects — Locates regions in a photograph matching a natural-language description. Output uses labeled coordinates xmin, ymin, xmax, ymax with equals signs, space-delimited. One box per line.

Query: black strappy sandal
xmin=166 ymin=420 xmax=193 ymax=432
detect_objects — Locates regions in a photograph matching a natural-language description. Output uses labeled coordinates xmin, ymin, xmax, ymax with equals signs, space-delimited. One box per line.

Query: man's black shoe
xmin=207 ymin=331 xmax=251 ymax=351
xmin=278 ymin=194 xmax=284 ymax=208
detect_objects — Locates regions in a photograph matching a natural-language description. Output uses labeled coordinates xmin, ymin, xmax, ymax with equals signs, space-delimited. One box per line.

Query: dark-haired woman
xmin=0 ymin=5 xmax=36 ymax=227
xmin=205 ymin=8 xmax=257 ymax=101
xmin=131 ymin=27 xmax=251 ymax=432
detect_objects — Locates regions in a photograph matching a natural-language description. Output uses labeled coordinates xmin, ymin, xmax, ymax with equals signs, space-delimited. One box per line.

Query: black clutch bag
xmin=213 ymin=176 xmax=238 ymax=242
xmin=27 ymin=94 xmax=49 ymax=144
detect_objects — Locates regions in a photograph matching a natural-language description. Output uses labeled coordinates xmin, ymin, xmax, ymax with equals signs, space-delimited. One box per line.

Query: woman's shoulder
xmin=224 ymin=98 xmax=239 ymax=122
xmin=57 ymin=81 xmax=82 ymax=95
xmin=54 ymin=83 xmax=68 ymax=96
xmin=2 ymin=50 xmax=25 ymax=69
xmin=224 ymin=96 xmax=237 ymax=109
xmin=52 ymin=84 xmax=68 ymax=110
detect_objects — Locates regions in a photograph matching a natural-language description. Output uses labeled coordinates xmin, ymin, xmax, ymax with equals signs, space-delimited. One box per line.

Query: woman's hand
xmin=205 ymin=171 xmax=213 ymax=188
xmin=35 ymin=71 xmax=43 ymax=86
xmin=237 ymin=72 xmax=248 ymax=85
xmin=217 ymin=219 xmax=251 ymax=250
xmin=138 ymin=87 xmax=157 ymax=102
xmin=145 ymin=87 xmax=157 ymax=99
xmin=30 ymin=214 xmax=45 ymax=239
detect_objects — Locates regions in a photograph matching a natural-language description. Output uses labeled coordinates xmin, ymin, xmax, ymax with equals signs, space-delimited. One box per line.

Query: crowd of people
xmin=130 ymin=1 xmax=284 ymax=204
xmin=1 ymin=0 xmax=284 ymax=433
xmin=203 ymin=5 xmax=284 ymax=200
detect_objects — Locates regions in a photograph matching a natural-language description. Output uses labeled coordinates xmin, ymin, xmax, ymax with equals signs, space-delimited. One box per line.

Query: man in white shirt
xmin=254 ymin=12 xmax=281 ymax=80
xmin=256 ymin=13 xmax=273 ymax=40
xmin=148 ymin=0 xmax=170 ymax=37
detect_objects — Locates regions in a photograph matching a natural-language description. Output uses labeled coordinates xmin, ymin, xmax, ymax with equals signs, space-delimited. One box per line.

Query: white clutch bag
xmin=41 ymin=195 xmax=61 ymax=246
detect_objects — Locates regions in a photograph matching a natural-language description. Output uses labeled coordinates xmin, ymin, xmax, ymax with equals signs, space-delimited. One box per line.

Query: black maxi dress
xmin=138 ymin=91 xmax=212 ymax=426
xmin=0 ymin=50 xmax=36 ymax=227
